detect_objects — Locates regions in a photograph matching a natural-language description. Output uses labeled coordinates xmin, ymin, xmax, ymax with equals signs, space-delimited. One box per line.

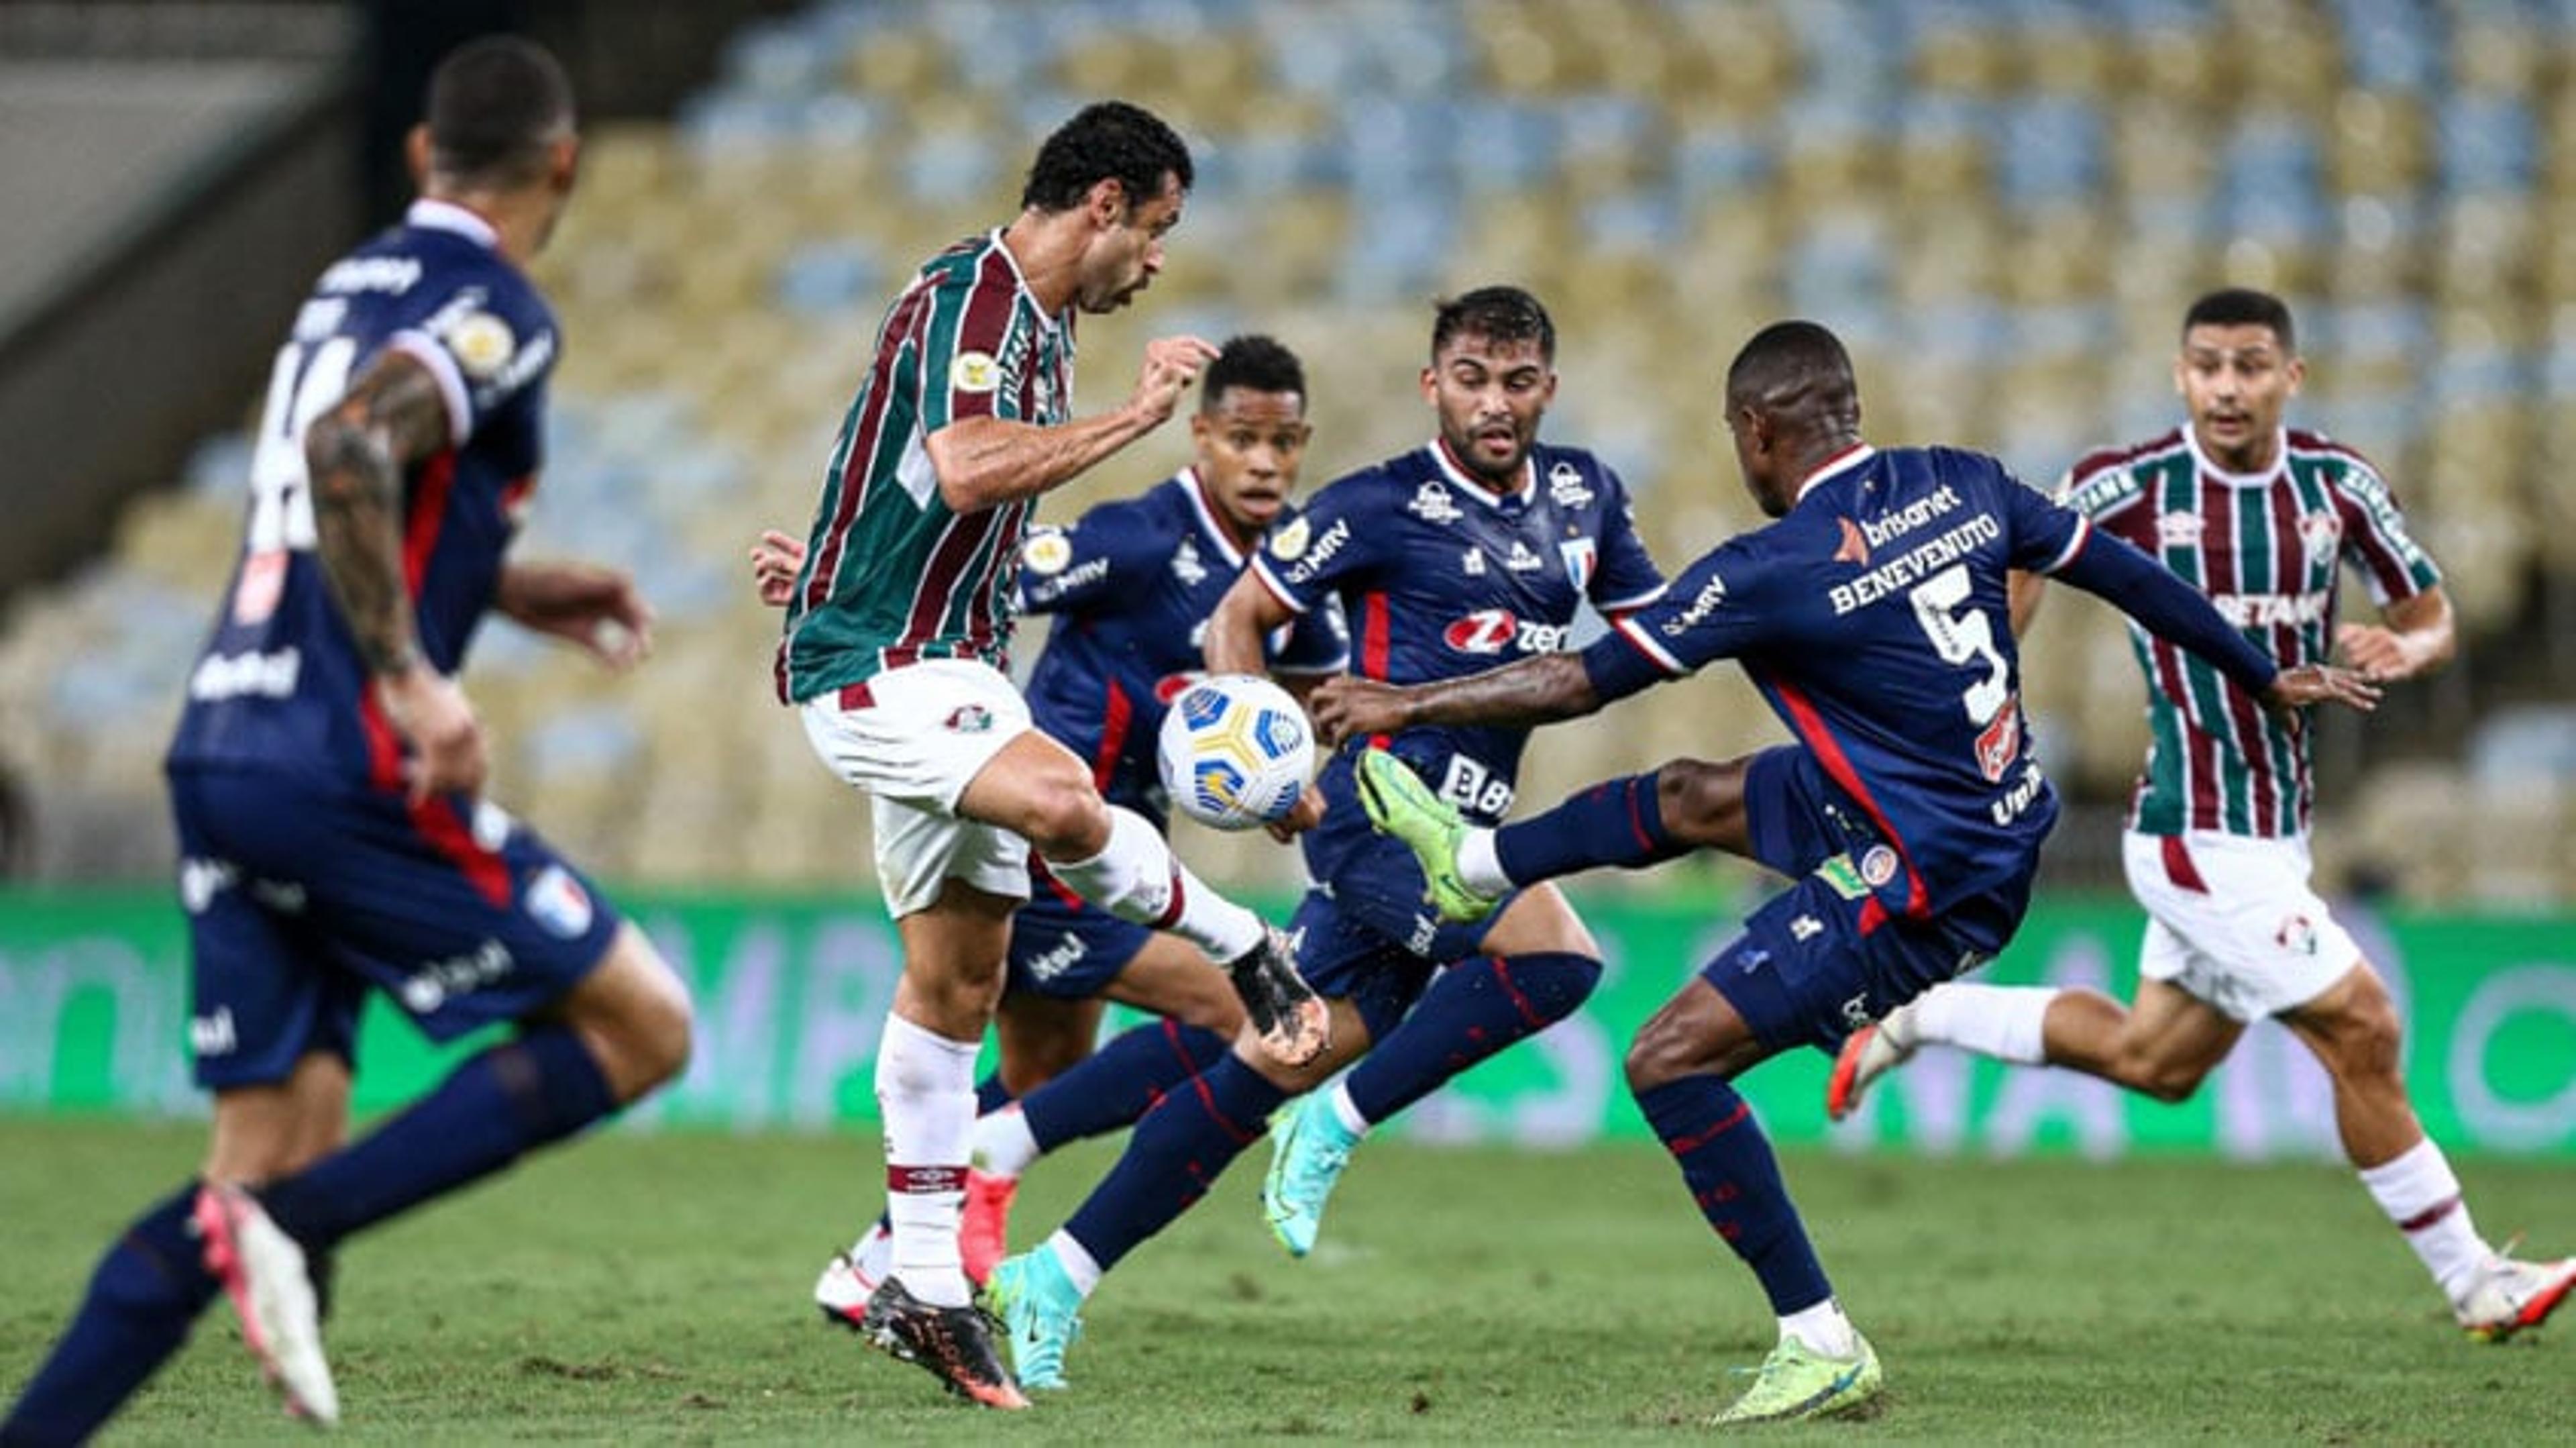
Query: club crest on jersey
xmin=1546 ymin=462 xmax=1595 ymax=508
xmin=950 ymin=351 xmax=1000 ymax=394
xmin=445 ymin=311 xmax=516 ymax=380
xmin=1559 ymin=537 xmax=1596 ymax=590
xmin=1462 ymin=547 xmax=1486 ymax=576
xmin=2275 ymin=912 xmax=2319 ymax=957
xmin=1269 ymin=515 xmax=1313 ymax=560
xmin=1976 ymin=699 xmax=2023 ymax=782
xmin=2297 ymin=510 xmax=2343 ymax=554
xmin=1407 ymin=481 xmax=1462 ymax=525
xmin=1833 ymin=518 xmax=1870 ymax=566
xmin=525 ymin=865 xmax=594 ymax=940
xmin=946 ymin=704 xmax=995 ymax=733
xmin=1860 ymin=845 xmax=1899 ymax=888
xmin=2157 ymin=512 xmax=2206 ymax=548
xmin=1022 ymin=529 xmax=1073 ymax=574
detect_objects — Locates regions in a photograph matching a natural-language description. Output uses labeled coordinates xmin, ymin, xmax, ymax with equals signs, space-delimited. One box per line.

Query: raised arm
xmin=303 ymin=349 xmax=486 ymax=799
xmin=925 ymin=336 xmax=1216 ymax=512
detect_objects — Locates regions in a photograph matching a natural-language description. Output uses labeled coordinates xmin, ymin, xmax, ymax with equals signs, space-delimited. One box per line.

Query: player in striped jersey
xmin=772 ymin=103 xmax=1325 ymax=1408
xmin=1833 ymin=289 xmax=2574 ymax=1341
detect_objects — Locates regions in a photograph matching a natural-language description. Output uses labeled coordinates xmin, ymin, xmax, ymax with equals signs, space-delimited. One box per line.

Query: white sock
xmin=1458 ymin=827 xmax=1511 ymax=896
xmin=1328 ymin=1080 xmax=1373 ymax=1137
xmin=1045 ymin=1229 xmax=1104 ymax=1300
xmin=1047 ymin=805 xmax=1263 ymax=961
xmin=875 ymin=1013 xmax=979 ymax=1308
xmin=850 ymin=1219 xmax=893 ymax=1283
xmin=1905 ymin=982 xmax=2055 ymax=1064
xmin=971 ymin=1102 xmax=1040 ymax=1178
xmin=2358 ymin=1137 xmax=2490 ymax=1302
xmin=1778 ymin=1298 xmax=1858 ymax=1358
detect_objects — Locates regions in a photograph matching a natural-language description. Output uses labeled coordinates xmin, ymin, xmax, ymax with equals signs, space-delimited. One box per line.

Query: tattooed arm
xmin=303 ymin=350 xmax=487 ymax=801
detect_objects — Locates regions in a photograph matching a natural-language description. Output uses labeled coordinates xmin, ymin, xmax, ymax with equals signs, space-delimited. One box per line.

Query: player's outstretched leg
xmin=1354 ymin=750 xmax=1493 ymax=923
xmin=1825 ymin=1000 xmax=1921 ymax=1120
xmin=985 ymin=1243 xmax=1088 ymax=1391
xmin=1263 ymin=1092 xmax=1360 ymax=1258
xmin=1 ymin=1186 xmax=222 ymax=1446
xmin=854 ymin=1278 xmax=1028 ymax=1410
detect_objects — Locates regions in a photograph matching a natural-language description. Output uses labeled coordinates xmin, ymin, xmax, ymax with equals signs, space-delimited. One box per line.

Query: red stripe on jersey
xmin=402 ymin=450 xmax=457 ymax=594
xmin=1360 ymin=591 xmax=1391 ymax=678
xmin=802 ymin=284 xmax=934 ymax=618
xmin=2063 ymin=429 xmax=2185 ymax=494
xmin=1768 ymin=675 xmax=1929 ymax=921
xmin=2207 ymin=484 xmax=2277 ymax=832
xmin=1030 ymin=856 xmax=1084 ymax=910
xmin=410 ymin=793 xmax=511 ymax=908
xmin=358 ymin=690 xmax=405 ymax=793
xmin=2160 ymin=833 xmax=2210 ymax=893
xmin=961 ymin=503 xmax=1025 ymax=658
xmin=894 ymin=509 xmax=998 ymax=663
xmin=941 ymin=248 xmax=1020 ymax=427
xmin=1092 ymin=678 xmax=1132 ymax=792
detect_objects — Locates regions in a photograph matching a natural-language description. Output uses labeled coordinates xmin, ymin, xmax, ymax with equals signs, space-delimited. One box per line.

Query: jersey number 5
xmin=1908 ymin=564 xmax=2008 ymax=725
xmin=245 ymin=336 xmax=358 ymax=553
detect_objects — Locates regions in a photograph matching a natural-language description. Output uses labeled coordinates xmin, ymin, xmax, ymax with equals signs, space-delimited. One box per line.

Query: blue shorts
xmin=1287 ymin=796 xmax=1521 ymax=1044
xmin=1708 ymin=747 xmax=2018 ymax=1053
xmin=1006 ymin=874 xmax=1153 ymax=1000
xmin=170 ymin=766 xmax=623 ymax=1090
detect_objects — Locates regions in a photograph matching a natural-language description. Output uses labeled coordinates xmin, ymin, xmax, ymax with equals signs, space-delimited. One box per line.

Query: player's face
xmin=1421 ymin=332 xmax=1555 ymax=488
xmin=1190 ymin=388 xmax=1310 ymax=537
xmin=1074 ymin=172 xmax=1185 ymax=315
xmin=2176 ymin=323 xmax=2303 ymax=473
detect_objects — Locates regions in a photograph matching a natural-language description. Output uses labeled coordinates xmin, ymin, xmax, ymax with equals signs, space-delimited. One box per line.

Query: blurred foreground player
xmin=1829 ymin=288 xmax=2575 ymax=1341
xmin=2 ymin=38 xmax=694 ymax=1443
xmin=1311 ymin=320 xmax=2377 ymax=1422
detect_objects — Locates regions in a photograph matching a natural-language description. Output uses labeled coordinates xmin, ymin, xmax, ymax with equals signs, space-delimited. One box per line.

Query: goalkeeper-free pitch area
xmin=1 ymin=1117 xmax=2563 ymax=1443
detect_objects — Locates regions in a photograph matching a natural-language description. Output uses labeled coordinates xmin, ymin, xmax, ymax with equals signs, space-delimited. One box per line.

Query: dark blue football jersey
xmin=1255 ymin=441 xmax=1665 ymax=824
xmin=168 ymin=199 xmax=557 ymax=789
xmin=1020 ymin=471 xmax=1348 ymax=823
xmin=1586 ymin=445 xmax=2092 ymax=934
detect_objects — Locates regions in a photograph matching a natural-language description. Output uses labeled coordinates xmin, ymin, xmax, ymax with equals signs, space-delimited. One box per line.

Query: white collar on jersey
xmin=1175 ymin=468 xmax=1248 ymax=568
xmin=2182 ymin=421 xmax=2290 ymax=488
xmin=406 ymin=198 xmax=501 ymax=250
xmin=1792 ymin=442 xmax=1877 ymax=504
xmin=987 ymin=227 xmax=1065 ymax=333
xmin=1427 ymin=437 xmax=1534 ymax=509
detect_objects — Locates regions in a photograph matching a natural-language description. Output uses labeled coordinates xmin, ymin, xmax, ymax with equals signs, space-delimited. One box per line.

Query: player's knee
xmin=578 ymin=928 xmax=694 ymax=1101
xmin=2121 ymin=1053 xmax=2207 ymax=1104
xmin=1020 ymin=778 xmax=1110 ymax=857
xmin=2316 ymin=968 xmax=2406 ymax=1084
xmin=1623 ymin=1015 xmax=1695 ymax=1094
xmin=1654 ymin=758 xmax=1746 ymax=845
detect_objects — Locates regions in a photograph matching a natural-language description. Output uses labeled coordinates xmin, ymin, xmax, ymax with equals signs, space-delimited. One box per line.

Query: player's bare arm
xmin=2258 ymin=665 xmax=2380 ymax=721
xmin=2334 ymin=586 xmax=2455 ymax=683
xmin=1204 ymin=567 xmax=1289 ymax=676
xmin=1310 ymin=653 xmax=1599 ymax=748
xmin=2006 ymin=568 xmax=2046 ymax=637
xmin=304 ymin=349 xmax=486 ymax=801
xmin=924 ymin=335 xmax=1218 ymax=512
xmin=498 ymin=560 xmax=655 ymax=668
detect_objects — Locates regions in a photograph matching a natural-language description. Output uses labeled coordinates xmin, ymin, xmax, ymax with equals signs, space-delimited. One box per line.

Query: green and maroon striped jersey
xmin=775 ymin=231 xmax=1075 ymax=702
xmin=2060 ymin=425 xmax=2440 ymax=838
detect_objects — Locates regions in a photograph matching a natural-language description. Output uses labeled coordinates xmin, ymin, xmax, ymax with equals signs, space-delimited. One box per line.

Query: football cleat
xmin=959 ymin=1171 xmax=1020 ymax=1289
xmin=1263 ymin=1093 xmax=1360 ymax=1259
xmin=195 ymin=1184 xmax=339 ymax=1427
xmin=986 ymin=1250 xmax=1085 ymax=1392
xmin=1710 ymin=1333 xmax=1883 ymax=1425
xmin=852 ymin=1278 xmax=1028 ymax=1410
xmin=1354 ymin=748 xmax=1495 ymax=924
xmin=812 ymin=1231 xmax=889 ymax=1330
xmin=2455 ymin=1251 xmax=2576 ymax=1342
xmin=1228 ymin=925 xmax=1330 ymax=1069
xmin=1825 ymin=1003 xmax=1921 ymax=1122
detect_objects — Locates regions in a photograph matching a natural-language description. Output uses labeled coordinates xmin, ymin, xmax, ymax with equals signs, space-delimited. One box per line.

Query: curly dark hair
xmin=1020 ymin=100 xmax=1193 ymax=214
xmin=1430 ymin=286 xmax=1555 ymax=364
xmin=1201 ymin=334 xmax=1306 ymax=409
xmin=426 ymin=35 xmax=574 ymax=187
xmin=2183 ymin=287 xmax=2296 ymax=352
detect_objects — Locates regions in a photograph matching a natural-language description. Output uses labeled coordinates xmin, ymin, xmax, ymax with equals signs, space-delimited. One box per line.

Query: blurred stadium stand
xmin=1 ymin=0 xmax=2571 ymax=907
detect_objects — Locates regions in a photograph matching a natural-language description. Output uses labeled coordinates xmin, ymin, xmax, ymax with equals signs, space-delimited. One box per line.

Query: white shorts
xmin=2121 ymin=830 xmax=2361 ymax=1022
xmin=798 ymin=659 xmax=1033 ymax=919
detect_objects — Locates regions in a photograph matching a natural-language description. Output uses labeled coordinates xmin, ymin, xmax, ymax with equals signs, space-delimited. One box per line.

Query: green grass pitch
xmin=2 ymin=1117 xmax=2567 ymax=1443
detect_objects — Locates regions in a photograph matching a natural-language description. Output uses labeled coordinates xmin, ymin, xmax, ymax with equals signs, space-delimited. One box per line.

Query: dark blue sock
xmin=1343 ymin=953 xmax=1601 ymax=1124
xmin=2 ymin=1185 xmax=216 ymax=1448
xmin=1020 ymin=1019 xmax=1230 ymax=1151
xmin=256 ymin=1026 xmax=616 ymax=1249
xmin=1063 ymin=1053 xmax=1284 ymax=1272
xmin=1634 ymin=1077 xmax=1832 ymax=1315
xmin=974 ymin=1073 xmax=1015 ymax=1115
xmin=1492 ymin=772 xmax=1683 ymax=887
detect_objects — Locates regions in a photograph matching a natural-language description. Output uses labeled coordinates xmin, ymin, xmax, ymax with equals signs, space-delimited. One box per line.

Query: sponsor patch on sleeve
xmin=446 ymin=311 xmax=516 ymax=380
xmin=950 ymin=351 xmax=1000 ymax=394
xmin=1269 ymin=515 xmax=1311 ymax=560
xmin=1022 ymin=529 xmax=1073 ymax=574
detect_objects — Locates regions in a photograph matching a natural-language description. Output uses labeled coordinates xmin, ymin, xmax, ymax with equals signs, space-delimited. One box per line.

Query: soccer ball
xmin=1156 ymin=674 xmax=1315 ymax=831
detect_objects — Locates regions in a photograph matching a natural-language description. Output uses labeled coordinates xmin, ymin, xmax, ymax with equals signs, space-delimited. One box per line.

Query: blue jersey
xmin=1255 ymin=442 xmax=1664 ymax=826
xmin=1587 ymin=445 xmax=2091 ymax=936
xmin=1019 ymin=471 xmax=1348 ymax=825
xmin=168 ymin=199 xmax=557 ymax=789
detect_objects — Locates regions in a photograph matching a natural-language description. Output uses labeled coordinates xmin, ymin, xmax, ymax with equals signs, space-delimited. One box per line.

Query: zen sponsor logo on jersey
xmin=189 ymin=648 xmax=302 ymax=702
xmin=1276 ymin=517 xmax=1351 ymax=584
xmin=1828 ymin=515 xmax=2003 ymax=615
xmin=2208 ymin=592 xmax=2330 ymax=627
xmin=1442 ymin=609 xmax=1568 ymax=655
